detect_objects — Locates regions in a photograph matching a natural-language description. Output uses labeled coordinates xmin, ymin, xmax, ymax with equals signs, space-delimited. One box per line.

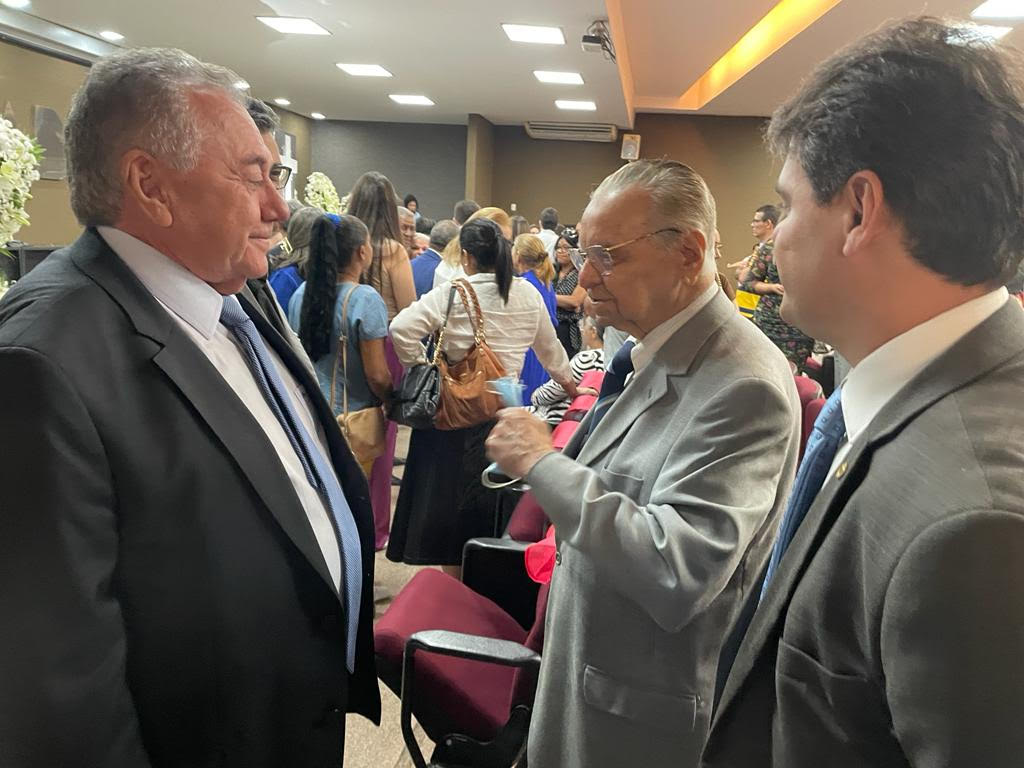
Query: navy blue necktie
xmin=220 ymin=295 xmax=362 ymax=672
xmin=586 ymin=339 xmax=636 ymax=438
xmin=760 ymin=387 xmax=846 ymax=599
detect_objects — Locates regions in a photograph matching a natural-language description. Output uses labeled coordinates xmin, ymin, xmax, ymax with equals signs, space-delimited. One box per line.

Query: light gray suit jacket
xmin=525 ymin=291 xmax=800 ymax=767
xmin=704 ymin=298 xmax=1024 ymax=767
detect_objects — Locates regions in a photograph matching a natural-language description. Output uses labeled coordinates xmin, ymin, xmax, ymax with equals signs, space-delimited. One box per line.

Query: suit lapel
xmin=713 ymin=297 xmax=1024 ymax=723
xmin=71 ymin=229 xmax=342 ymax=597
xmin=577 ymin=291 xmax=736 ymax=465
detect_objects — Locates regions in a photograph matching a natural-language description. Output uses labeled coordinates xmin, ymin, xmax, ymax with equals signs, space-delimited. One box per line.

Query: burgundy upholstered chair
xmin=375 ymin=569 xmax=550 ymax=768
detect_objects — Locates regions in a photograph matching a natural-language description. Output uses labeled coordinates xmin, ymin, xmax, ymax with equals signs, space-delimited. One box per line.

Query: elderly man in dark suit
xmin=487 ymin=159 xmax=800 ymax=767
xmin=0 ymin=48 xmax=379 ymax=767
xmin=705 ymin=17 xmax=1024 ymax=768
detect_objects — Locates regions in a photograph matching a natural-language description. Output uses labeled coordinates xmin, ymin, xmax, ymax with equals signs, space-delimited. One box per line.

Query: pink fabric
xmin=369 ymin=338 xmax=404 ymax=551
xmin=524 ymin=526 xmax=557 ymax=584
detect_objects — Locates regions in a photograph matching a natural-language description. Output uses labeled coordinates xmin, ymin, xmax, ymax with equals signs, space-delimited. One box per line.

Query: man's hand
xmin=486 ymin=408 xmax=556 ymax=479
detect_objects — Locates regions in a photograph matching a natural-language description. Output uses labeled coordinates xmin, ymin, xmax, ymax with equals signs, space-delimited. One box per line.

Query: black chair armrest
xmin=461 ymin=537 xmax=539 ymax=630
xmin=401 ymin=630 xmax=541 ymax=768
xmin=408 ymin=629 xmax=542 ymax=668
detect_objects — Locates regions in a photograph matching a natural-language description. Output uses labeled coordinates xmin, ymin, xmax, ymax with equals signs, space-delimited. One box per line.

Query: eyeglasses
xmin=568 ymin=228 xmax=682 ymax=276
xmin=269 ymin=163 xmax=292 ymax=190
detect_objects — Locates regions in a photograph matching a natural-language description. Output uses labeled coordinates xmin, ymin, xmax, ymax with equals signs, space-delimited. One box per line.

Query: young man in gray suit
xmin=487 ymin=160 xmax=800 ymax=767
xmin=705 ymin=17 xmax=1024 ymax=768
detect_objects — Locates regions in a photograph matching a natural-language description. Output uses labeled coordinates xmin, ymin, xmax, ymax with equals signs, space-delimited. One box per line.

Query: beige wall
xmin=0 ymin=40 xmax=87 ymax=245
xmin=1 ymin=39 xmax=315 ymax=245
xmin=490 ymin=125 xmax=623 ymax=226
xmin=490 ymin=114 xmax=780 ymax=283
xmin=465 ymin=113 xmax=495 ymax=206
xmin=634 ymin=114 xmax=779 ymax=281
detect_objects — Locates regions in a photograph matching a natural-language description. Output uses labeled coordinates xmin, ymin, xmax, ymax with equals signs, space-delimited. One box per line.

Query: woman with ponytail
xmin=287 ymin=214 xmax=393 ymax=477
xmin=388 ymin=218 xmax=577 ymax=575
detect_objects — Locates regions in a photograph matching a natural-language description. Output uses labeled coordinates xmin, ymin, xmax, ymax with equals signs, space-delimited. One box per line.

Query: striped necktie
xmin=220 ymin=295 xmax=362 ymax=672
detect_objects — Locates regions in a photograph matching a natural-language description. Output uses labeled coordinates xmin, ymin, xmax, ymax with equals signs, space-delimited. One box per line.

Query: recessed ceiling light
xmin=555 ymin=99 xmax=597 ymax=111
xmin=233 ymin=80 xmax=250 ymax=90
xmin=502 ymin=24 xmax=565 ymax=45
xmin=273 ymin=98 xmax=291 ymax=106
xmin=389 ymin=94 xmax=434 ymax=106
xmin=311 ymin=112 xmax=326 ymax=120
xmin=534 ymin=70 xmax=584 ymax=85
xmin=336 ymin=63 xmax=393 ymax=77
xmin=99 ymin=30 xmax=124 ymax=42
xmin=972 ymin=23 xmax=1015 ymax=39
xmin=256 ymin=16 xmax=330 ymax=35
xmin=1 ymin=0 xmax=31 ymax=9
xmin=971 ymin=0 xmax=1024 ymax=19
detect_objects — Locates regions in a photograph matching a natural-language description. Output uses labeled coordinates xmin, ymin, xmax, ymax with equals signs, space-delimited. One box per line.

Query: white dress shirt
xmin=97 ymin=227 xmax=342 ymax=590
xmin=630 ymin=282 xmax=720 ymax=373
xmin=829 ymin=287 xmax=1009 ymax=474
xmin=390 ymin=272 xmax=572 ymax=383
xmin=432 ymin=259 xmax=466 ymax=290
xmin=537 ymin=228 xmax=560 ymax=258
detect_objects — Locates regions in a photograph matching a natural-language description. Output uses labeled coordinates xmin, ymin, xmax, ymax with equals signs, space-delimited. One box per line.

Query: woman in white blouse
xmin=388 ymin=218 xmax=576 ymax=574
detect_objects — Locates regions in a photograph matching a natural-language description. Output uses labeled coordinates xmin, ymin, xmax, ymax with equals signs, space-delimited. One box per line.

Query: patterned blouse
xmin=740 ymin=241 xmax=815 ymax=368
xmin=555 ymin=267 xmax=583 ymax=352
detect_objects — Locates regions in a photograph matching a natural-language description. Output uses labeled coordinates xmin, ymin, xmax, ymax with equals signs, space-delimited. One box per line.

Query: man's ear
xmin=121 ymin=149 xmax=174 ymax=228
xmin=842 ymin=170 xmax=885 ymax=257
xmin=679 ymin=229 xmax=708 ymax=281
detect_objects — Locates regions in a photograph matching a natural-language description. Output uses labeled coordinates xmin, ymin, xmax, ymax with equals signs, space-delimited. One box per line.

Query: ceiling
xmin=4 ymin=0 xmax=1023 ymax=126
xmin=618 ymin=0 xmax=1024 ymax=117
xmin=10 ymin=0 xmax=630 ymax=125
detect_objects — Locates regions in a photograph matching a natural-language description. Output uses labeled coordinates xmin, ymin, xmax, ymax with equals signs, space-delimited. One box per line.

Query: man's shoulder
xmin=0 ymin=247 xmax=114 ymax=350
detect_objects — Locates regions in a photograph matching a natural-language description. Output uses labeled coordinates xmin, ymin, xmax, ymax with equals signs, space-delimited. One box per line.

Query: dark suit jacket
xmin=0 ymin=229 xmax=380 ymax=768
xmin=704 ymin=298 xmax=1024 ymax=767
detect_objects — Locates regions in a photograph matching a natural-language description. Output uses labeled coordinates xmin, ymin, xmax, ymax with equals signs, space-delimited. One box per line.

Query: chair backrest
xmin=793 ymin=374 xmax=822 ymax=410
xmin=507 ymin=581 xmax=551 ymax=709
xmin=550 ymin=369 xmax=604 ymax=450
xmin=505 ymin=491 xmax=548 ymax=542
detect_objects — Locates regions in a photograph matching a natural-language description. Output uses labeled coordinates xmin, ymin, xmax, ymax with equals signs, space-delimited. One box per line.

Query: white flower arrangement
xmin=0 ymin=118 xmax=42 ymax=258
xmin=304 ymin=171 xmax=342 ymax=214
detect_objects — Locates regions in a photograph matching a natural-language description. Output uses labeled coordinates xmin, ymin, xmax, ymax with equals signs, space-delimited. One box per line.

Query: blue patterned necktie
xmin=760 ymin=388 xmax=846 ymax=599
xmin=220 ymin=295 xmax=362 ymax=672
xmin=586 ymin=339 xmax=637 ymax=439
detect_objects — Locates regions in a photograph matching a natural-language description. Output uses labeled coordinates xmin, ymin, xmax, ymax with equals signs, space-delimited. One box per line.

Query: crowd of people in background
xmin=5 ymin=16 xmax=1024 ymax=768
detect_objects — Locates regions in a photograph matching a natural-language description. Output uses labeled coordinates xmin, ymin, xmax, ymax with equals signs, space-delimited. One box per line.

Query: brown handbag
xmin=331 ymin=284 xmax=387 ymax=465
xmin=434 ymin=278 xmax=507 ymax=431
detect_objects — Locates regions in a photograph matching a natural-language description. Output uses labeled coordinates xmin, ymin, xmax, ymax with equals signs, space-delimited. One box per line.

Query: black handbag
xmin=388 ymin=286 xmax=457 ymax=429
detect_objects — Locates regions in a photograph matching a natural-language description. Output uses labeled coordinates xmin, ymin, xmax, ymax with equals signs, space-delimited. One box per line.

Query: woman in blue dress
xmin=513 ymin=233 xmax=558 ymax=401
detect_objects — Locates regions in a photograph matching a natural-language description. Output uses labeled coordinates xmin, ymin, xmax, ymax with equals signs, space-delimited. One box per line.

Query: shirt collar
xmin=97 ymin=226 xmax=225 ymax=340
xmin=630 ymin=281 xmax=720 ymax=373
xmin=841 ymin=287 xmax=1008 ymax=445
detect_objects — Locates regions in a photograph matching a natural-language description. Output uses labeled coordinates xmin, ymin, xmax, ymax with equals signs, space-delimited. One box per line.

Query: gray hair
xmin=246 ymin=97 xmax=280 ymax=135
xmin=65 ymin=47 xmax=244 ymax=225
xmin=591 ymin=159 xmax=717 ymax=259
xmin=397 ymin=206 xmax=414 ymax=220
xmin=429 ymin=219 xmax=459 ymax=250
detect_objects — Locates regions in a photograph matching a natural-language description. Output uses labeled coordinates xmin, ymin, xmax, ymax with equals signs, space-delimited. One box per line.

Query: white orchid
xmin=304 ymin=171 xmax=342 ymax=215
xmin=0 ymin=118 xmax=42 ymax=258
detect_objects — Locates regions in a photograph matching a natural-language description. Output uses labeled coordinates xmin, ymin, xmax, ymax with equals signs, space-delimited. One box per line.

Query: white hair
xmin=65 ymin=47 xmax=244 ymax=225
xmin=592 ymin=159 xmax=717 ymax=260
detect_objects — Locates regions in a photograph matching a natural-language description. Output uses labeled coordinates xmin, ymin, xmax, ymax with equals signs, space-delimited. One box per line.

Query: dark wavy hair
xmin=461 ymin=218 xmax=514 ymax=303
xmin=298 ymin=214 xmax=369 ymax=361
xmin=346 ymin=171 xmax=402 ymax=293
xmin=767 ymin=17 xmax=1024 ymax=286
